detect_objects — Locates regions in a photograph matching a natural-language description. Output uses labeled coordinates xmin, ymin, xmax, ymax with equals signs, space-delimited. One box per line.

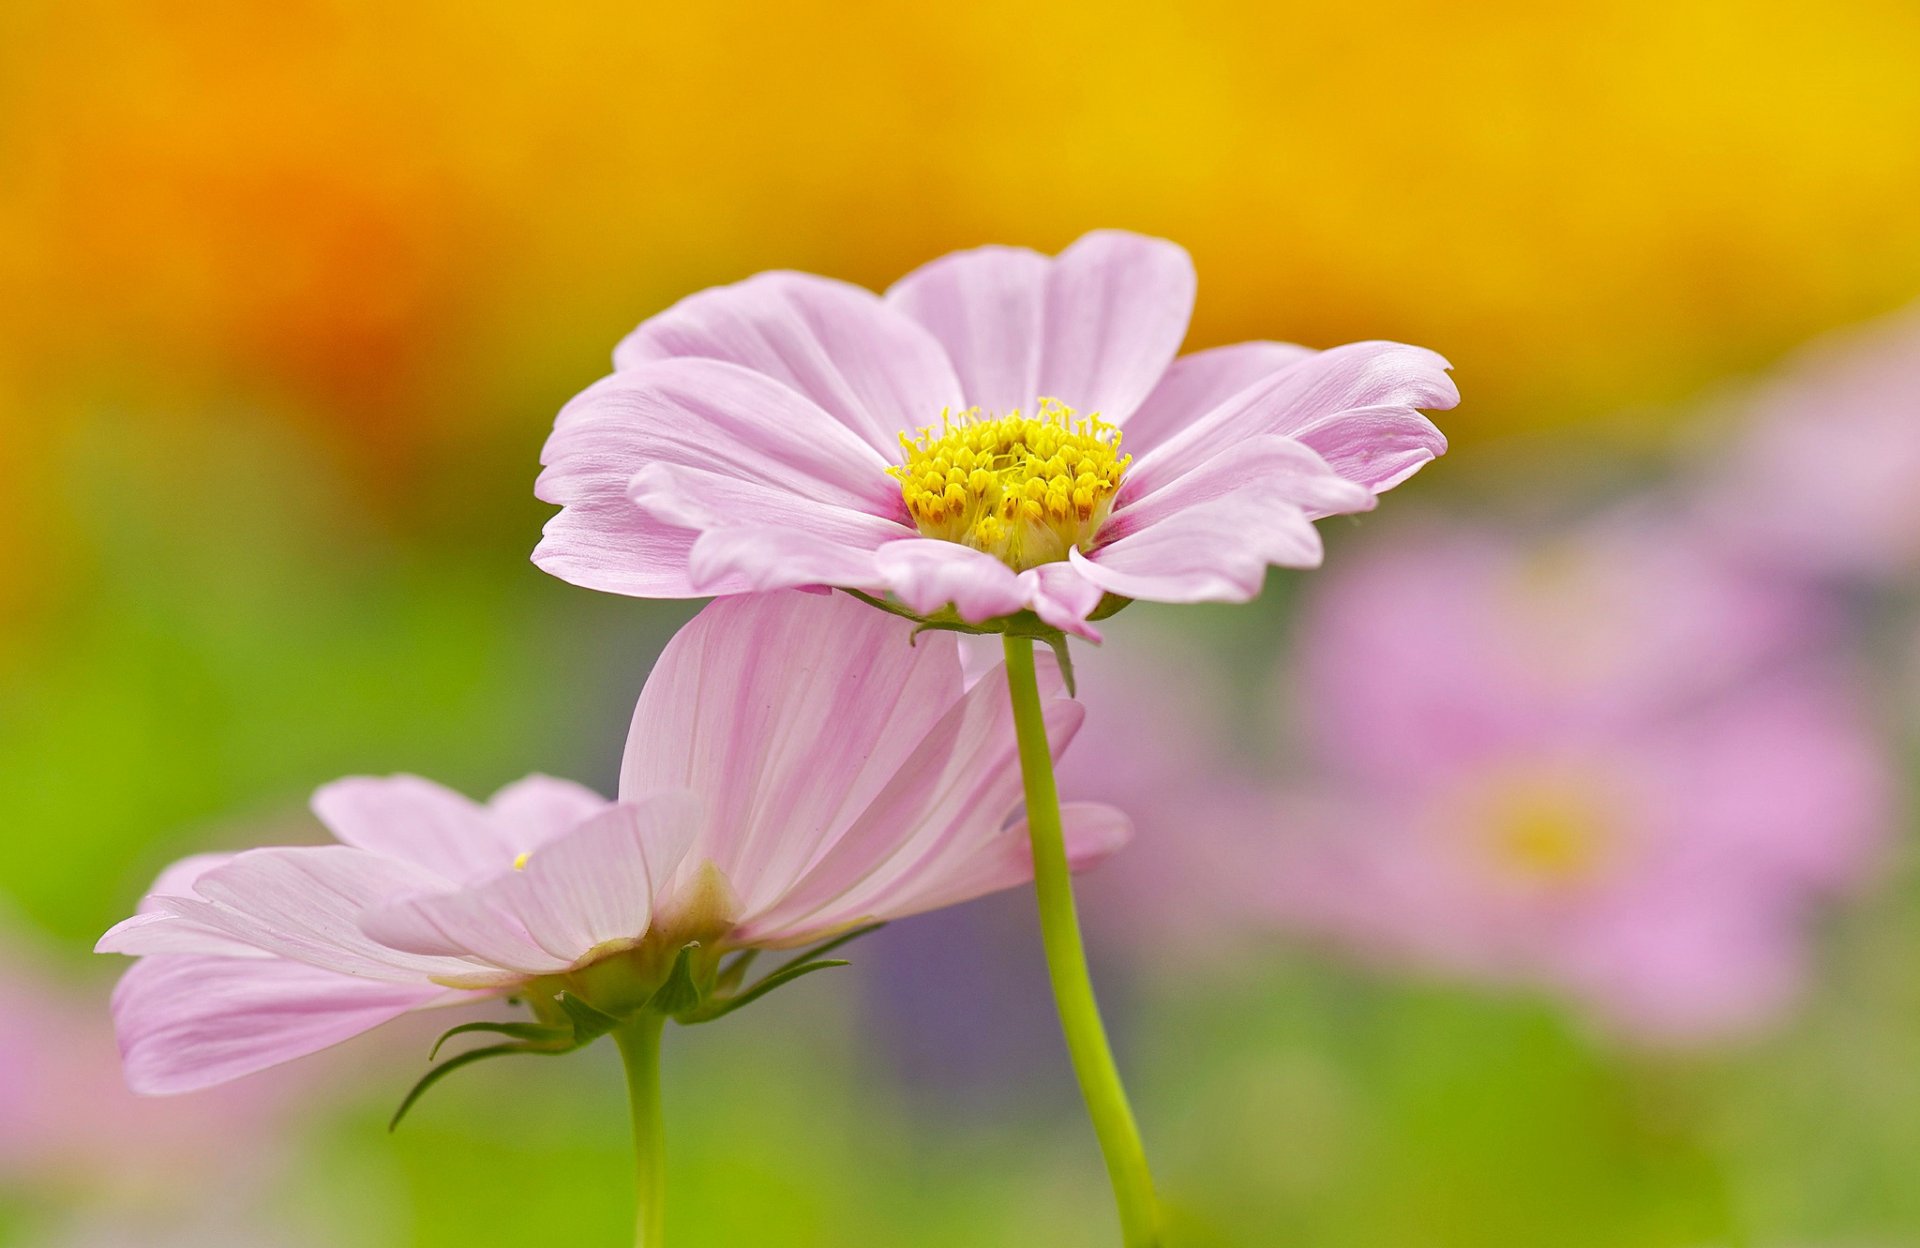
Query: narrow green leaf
xmin=680 ymin=958 xmax=850 ymax=1024
xmin=388 ymin=1042 xmax=563 ymax=1132
xmin=428 ymin=1020 xmax=570 ymax=1061
xmin=715 ymin=949 xmax=759 ymax=994
xmin=1044 ymin=633 xmax=1077 ymax=696
xmin=784 ymin=921 xmax=884 ymax=969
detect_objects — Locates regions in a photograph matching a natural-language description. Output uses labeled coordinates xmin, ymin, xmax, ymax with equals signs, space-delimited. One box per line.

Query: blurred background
xmin=4 ymin=2 xmax=1920 ymax=1244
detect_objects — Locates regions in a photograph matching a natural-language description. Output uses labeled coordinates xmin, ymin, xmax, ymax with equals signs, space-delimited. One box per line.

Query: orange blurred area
xmin=5 ymin=0 xmax=1920 ymax=618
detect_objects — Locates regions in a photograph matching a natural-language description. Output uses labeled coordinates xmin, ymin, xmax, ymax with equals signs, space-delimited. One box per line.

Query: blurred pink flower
xmin=1703 ymin=300 xmax=1920 ymax=582
xmin=99 ymin=590 xmax=1129 ymax=1093
xmin=1262 ymin=516 xmax=1894 ymax=1044
xmin=534 ymin=230 xmax=1456 ymax=638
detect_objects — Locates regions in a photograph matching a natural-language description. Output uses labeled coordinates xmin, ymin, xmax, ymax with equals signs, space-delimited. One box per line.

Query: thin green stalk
xmin=1003 ymin=635 xmax=1161 ymax=1247
xmin=613 ymin=1012 xmax=669 ymax=1248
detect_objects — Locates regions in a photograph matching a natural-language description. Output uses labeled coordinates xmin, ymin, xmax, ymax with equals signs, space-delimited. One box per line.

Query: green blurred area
xmin=4 ymin=1 xmax=1920 ymax=1244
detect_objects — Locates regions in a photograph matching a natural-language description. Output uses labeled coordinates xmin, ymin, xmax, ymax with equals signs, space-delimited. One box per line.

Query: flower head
xmin=534 ymin=230 xmax=1457 ymax=639
xmin=1262 ymin=516 xmax=1893 ymax=1044
xmin=97 ymin=591 xmax=1129 ymax=1093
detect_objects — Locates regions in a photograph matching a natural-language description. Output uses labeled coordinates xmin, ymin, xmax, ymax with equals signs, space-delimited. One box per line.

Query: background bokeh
xmin=5 ymin=3 xmax=1920 ymax=1245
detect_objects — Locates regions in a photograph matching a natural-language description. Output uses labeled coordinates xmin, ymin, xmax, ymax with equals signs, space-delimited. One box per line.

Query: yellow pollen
xmin=888 ymin=398 xmax=1129 ymax=569
xmin=512 ymin=851 xmax=530 ymax=871
xmin=1471 ymin=776 xmax=1613 ymax=887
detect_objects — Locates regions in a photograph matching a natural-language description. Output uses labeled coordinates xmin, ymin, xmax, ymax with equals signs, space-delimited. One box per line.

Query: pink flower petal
xmin=686 ymin=524 xmax=894 ymax=595
xmin=619 ymin=591 xmax=967 ymax=917
xmin=1289 ymin=403 xmax=1449 ymax=495
xmin=1126 ymin=341 xmax=1457 ymax=498
xmin=886 ymin=244 xmax=1047 ymax=419
xmin=613 ymin=270 xmax=964 ymax=459
xmin=736 ymin=663 xmax=1086 ymax=942
xmin=888 ymin=230 xmax=1196 ymax=423
xmin=1119 ymin=341 xmax=1315 ymax=454
xmin=871 ymin=538 xmax=1028 ymax=622
xmin=111 ymin=954 xmax=446 ymax=1095
xmin=1107 ymin=435 xmax=1373 ymax=538
xmin=1071 ymin=494 xmax=1325 ymax=603
xmin=882 ymin=801 xmax=1134 ymax=920
xmin=313 ymin=775 xmax=520 ymax=885
xmin=162 ymin=847 xmax=485 ymax=983
xmin=1017 ymin=563 xmax=1106 ymax=640
xmin=484 ymin=774 xmax=612 ymax=854
xmin=96 ymin=912 xmax=267 ymax=958
xmin=535 ymin=358 xmax=900 ymax=597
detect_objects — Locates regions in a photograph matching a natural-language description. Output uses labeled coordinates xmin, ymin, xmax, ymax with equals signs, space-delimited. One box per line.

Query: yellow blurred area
xmin=5 ymin=0 xmax=1920 ymax=617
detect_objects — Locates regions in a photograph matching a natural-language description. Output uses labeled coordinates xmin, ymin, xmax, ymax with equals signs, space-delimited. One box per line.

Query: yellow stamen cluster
xmin=889 ymin=398 xmax=1129 ymax=570
xmin=1474 ymin=776 xmax=1612 ymax=888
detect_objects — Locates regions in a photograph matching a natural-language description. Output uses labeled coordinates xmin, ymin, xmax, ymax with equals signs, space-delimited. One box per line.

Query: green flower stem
xmin=613 ymin=1012 xmax=669 ymax=1248
xmin=1003 ymin=635 xmax=1162 ymax=1247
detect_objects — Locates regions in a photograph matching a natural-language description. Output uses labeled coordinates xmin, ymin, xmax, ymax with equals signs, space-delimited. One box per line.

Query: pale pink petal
xmin=886 ymin=244 xmax=1048 ymax=418
xmin=736 ymin=664 xmax=1085 ymax=941
xmin=1107 ymin=435 xmax=1373 ymax=538
xmin=1289 ymin=403 xmax=1448 ymax=494
xmin=685 ymin=524 xmax=893 ymax=594
xmin=1071 ymin=494 xmax=1324 ymax=603
xmin=871 ymin=538 xmax=1028 ymax=622
xmin=485 ymin=775 xmax=611 ymax=853
xmin=878 ymin=802 xmax=1134 ymax=920
xmin=613 ymin=271 xmax=964 ymax=458
xmin=313 ymin=776 xmax=518 ymax=884
xmin=887 ymin=231 xmax=1196 ymax=423
xmin=97 ymin=912 xmax=267 ymax=958
xmin=1017 ymin=563 xmax=1106 ymax=640
xmin=365 ymin=792 xmax=704 ymax=971
xmin=143 ymin=853 xmax=238 ymax=905
xmin=620 ymin=591 xmax=966 ymax=917
xmin=1120 ymin=341 xmax=1315 ymax=453
xmin=112 ymin=954 xmax=446 ymax=1094
xmin=1126 ymin=341 xmax=1457 ymax=498
xmin=535 ymin=359 xmax=899 ymax=597
xmin=162 ymin=847 xmax=484 ymax=983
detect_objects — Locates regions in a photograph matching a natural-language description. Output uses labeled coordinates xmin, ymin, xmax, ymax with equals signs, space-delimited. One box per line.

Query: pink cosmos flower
xmin=1702 ymin=300 xmax=1920 ymax=582
xmin=97 ymin=590 xmax=1129 ymax=1094
xmin=1261 ymin=516 xmax=1893 ymax=1044
xmin=533 ymin=230 xmax=1457 ymax=638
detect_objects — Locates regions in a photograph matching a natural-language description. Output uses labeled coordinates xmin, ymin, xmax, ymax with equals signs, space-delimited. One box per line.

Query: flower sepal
xmin=388 ymin=926 xmax=884 ymax=1128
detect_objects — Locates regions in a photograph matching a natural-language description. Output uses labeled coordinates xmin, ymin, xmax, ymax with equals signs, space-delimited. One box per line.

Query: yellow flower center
xmin=888 ymin=398 xmax=1130 ymax=570
xmin=1471 ymin=775 xmax=1614 ymax=887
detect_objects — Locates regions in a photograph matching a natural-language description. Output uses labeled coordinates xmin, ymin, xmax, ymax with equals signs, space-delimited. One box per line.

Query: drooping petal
xmin=535 ymin=359 xmax=901 ymax=597
xmin=619 ymin=591 xmax=966 ymax=918
xmin=684 ymin=524 xmax=895 ymax=594
xmin=1119 ymin=341 xmax=1316 ymax=453
xmin=161 ymin=847 xmax=487 ymax=983
xmin=313 ymin=776 xmax=520 ymax=885
xmin=112 ymin=954 xmax=447 ymax=1095
xmin=736 ymin=663 xmax=1087 ymax=943
xmin=1288 ymin=403 xmax=1450 ymax=495
xmin=1017 ymin=562 xmax=1107 ymax=640
xmin=1126 ymin=341 xmax=1457 ymax=498
xmin=870 ymin=538 xmax=1029 ymax=622
xmin=613 ymin=271 xmax=965 ymax=459
xmin=1071 ymin=494 xmax=1326 ymax=604
xmin=888 ymin=231 xmax=1196 ymax=423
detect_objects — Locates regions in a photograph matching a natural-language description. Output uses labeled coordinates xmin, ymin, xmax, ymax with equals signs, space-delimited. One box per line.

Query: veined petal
xmin=112 ymin=954 xmax=447 ymax=1095
xmin=1288 ymin=402 xmax=1449 ymax=494
xmin=685 ymin=525 xmax=893 ymax=594
xmin=620 ymin=591 xmax=965 ymax=918
xmin=736 ymin=664 xmax=1084 ymax=942
xmin=628 ymin=461 xmax=912 ymax=576
xmin=887 ymin=230 xmax=1196 ymax=423
xmin=1071 ymin=494 xmax=1325 ymax=604
xmin=1119 ymin=341 xmax=1316 ymax=453
xmin=313 ymin=775 xmax=521 ymax=885
xmin=535 ymin=358 xmax=901 ymax=597
xmin=1107 ymin=435 xmax=1373 ymax=539
xmin=1127 ymin=341 xmax=1457 ymax=498
xmin=876 ymin=801 xmax=1134 ymax=920
xmin=871 ymin=538 xmax=1028 ymax=622
xmin=613 ymin=270 xmax=965 ymax=458
xmin=96 ymin=911 xmax=267 ymax=958
xmin=485 ymin=774 xmax=612 ymax=854
xmin=165 ymin=846 xmax=484 ymax=983
xmin=886 ymin=244 xmax=1047 ymax=419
